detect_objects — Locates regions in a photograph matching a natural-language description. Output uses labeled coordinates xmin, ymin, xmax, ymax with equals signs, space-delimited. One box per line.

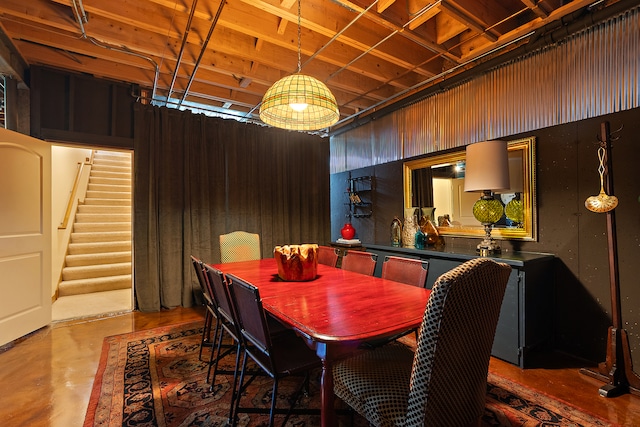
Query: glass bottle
xmin=414 ymin=228 xmax=427 ymax=249
xmin=390 ymin=217 xmax=402 ymax=247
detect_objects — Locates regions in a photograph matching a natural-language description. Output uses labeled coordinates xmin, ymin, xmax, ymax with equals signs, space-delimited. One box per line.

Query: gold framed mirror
xmin=403 ymin=136 xmax=537 ymax=241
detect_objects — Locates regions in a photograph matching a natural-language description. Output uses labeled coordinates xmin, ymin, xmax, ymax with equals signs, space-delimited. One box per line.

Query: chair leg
xmin=232 ymin=350 xmax=249 ymax=427
xmin=199 ymin=310 xmax=212 ymax=361
xmin=208 ymin=323 xmax=225 ymax=386
xmin=269 ymin=380 xmax=278 ymax=427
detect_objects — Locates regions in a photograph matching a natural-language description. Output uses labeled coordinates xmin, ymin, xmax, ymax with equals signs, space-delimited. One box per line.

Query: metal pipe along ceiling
xmin=178 ymin=0 xmax=226 ymax=107
xmin=69 ymin=0 xmax=160 ymax=101
xmin=166 ymin=0 xmax=199 ymax=105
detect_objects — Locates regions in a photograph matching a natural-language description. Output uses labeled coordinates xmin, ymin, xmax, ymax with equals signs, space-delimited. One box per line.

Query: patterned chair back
xmin=219 ymin=231 xmax=261 ymax=263
xmin=405 ymin=257 xmax=511 ymax=426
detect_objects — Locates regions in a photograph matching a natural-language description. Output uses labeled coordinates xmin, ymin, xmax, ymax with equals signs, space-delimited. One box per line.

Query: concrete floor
xmin=1 ymin=307 xmax=639 ymax=426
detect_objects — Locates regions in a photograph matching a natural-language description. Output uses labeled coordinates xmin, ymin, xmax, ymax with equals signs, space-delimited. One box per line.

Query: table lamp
xmin=464 ymin=140 xmax=510 ymax=254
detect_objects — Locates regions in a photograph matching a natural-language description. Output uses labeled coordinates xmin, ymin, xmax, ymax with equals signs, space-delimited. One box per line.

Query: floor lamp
xmin=579 ymin=121 xmax=640 ymax=397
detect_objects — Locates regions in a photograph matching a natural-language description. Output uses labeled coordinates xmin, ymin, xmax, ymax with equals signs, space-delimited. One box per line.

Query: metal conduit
xmin=69 ymin=0 xmax=160 ymax=101
xmin=331 ymin=0 xmax=640 ymax=137
xmin=166 ymin=0 xmax=199 ymax=105
xmin=178 ymin=0 xmax=226 ymax=107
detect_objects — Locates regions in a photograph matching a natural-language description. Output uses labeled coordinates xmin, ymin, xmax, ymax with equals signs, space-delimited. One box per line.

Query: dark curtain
xmin=411 ymin=167 xmax=434 ymax=208
xmin=133 ymin=104 xmax=331 ymax=311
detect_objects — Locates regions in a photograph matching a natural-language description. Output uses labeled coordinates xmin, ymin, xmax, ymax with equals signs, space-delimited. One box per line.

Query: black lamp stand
xmin=579 ymin=121 xmax=640 ymax=397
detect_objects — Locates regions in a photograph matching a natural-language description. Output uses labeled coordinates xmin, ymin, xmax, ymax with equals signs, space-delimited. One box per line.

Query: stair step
xmin=92 ymin=164 xmax=131 ymax=174
xmin=89 ymin=176 xmax=131 ymax=186
xmin=93 ymin=150 xmax=131 ymax=161
xmin=85 ymin=190 xmax=131 ymax=200
xmin=87 ymin=183 xmax=131 ymax=193
xmin=86 ymin=191 xmax=131 ymax=199
xmin=90 ymin=170 xmax=131 ymax=180
xmin=65 ymin=251 xmax=131 ymax=267
xmin=62 ymin=262 xmax=131 ymax=281
xmin=73 ymin=222 xmax=131 ymax=232
xmin=77 ymin=204 xmax=131 ymax=214
xmin=58 ymin=274 xmax=132 ymax=296
xmin=93 ymin=157 xmax=131 ymax=167
xmin=75 ymin=213 xmax=131 ymax=223
xmin=68 ymin=241 xmax=132 ymax=254
xmin=71 ymin=230 xmax=131 ymax=243
xmin=83 ymin=198 xmax=131 ymax=206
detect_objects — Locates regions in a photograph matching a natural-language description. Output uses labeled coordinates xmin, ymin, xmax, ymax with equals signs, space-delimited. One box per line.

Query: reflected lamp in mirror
xmin=464 ymin=140 xmax=510 ymax=255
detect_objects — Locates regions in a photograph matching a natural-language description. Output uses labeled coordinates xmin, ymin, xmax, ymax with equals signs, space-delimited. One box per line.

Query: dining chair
xmin=381 ymin=256 xmax=429 ymax=288
xmin=317 ymin=245 xmax=339 ymax=267
xmin=190 ymin=255 xmax=218 ymax=361
xmin=333 ymin=257 xmax=512 ymax=427
xmin=340 ymin=249 xmax=377 ymax=276
xmin=226 ymin=273 xmax=322 ymax=427
xmin=219 ymin=231 xmax=261 ymax=263
xmin=202 ymin=262 xmax=245 ymax=415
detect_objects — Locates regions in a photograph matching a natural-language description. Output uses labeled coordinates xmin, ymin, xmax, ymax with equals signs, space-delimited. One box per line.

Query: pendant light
xmin=259 ymin=0 xmax=339 ymax=131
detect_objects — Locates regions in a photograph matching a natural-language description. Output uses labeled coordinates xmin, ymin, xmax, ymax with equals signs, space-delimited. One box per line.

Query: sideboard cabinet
xmin=365 ymin=244 xmax=555 ymax=368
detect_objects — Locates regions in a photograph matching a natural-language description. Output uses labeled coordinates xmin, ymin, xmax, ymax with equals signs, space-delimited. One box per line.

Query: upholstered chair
xmin=333 ymin=257 xmax=512 ymax=427
xmin=219 ymin=231 xmax=261 ymax=263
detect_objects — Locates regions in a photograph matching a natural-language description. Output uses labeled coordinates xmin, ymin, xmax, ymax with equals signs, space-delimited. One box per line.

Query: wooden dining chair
xmin=219 ymin=231 xmax=261 ymax=263
xmin=190 ymin=255 xmax=218 ymax=361
xmin=226 ymin=273 xmax=322 ymax=427
xmin=340 ymin=249 xmax=377 ymax=276
xmin=333 ymin=258 xmax=511 ymax=427
xmin=381 ymin=256 xmax=429 ymax=288
xmin=317 ymin=245 xmax=339 ymax=267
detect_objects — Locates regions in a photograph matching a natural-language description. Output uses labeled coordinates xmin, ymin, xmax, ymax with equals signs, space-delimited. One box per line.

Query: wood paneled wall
xmin=30 ymin=66 xmax=135 ymax=148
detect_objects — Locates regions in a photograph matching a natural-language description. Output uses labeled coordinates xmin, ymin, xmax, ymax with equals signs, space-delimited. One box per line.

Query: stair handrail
xmin=59 ymin=152 xmax=95 ymax=229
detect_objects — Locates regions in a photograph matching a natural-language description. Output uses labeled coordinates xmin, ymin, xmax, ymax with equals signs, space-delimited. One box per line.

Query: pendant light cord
xmin=297 ymin=0 xmax=302 ymax=73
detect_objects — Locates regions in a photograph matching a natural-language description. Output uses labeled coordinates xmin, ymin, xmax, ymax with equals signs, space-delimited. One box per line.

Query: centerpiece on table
xmin=274 ymin=244 xmax=318 ymax=281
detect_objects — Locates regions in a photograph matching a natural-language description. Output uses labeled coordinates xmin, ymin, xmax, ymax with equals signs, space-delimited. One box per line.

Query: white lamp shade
xmin=464 ymin=140 xmax=510 ymax=192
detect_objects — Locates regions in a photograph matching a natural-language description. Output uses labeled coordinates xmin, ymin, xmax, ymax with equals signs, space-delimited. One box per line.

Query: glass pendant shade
xmin=260 ymin=73 xmax=339 ymax=131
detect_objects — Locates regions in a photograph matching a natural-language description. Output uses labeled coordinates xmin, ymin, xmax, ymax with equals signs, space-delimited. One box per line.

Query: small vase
xmin=390 ymin=217 xmax=402 ymax=247
xmin=419 ymin=207 xmax=436 ymax=229
xmin=341 ymin=223 xmax=356 ymax=240
xmin=414 ymin=228 xmax=426 ymax=249
xmin=402 ymin=209 xmax=419 ymax=248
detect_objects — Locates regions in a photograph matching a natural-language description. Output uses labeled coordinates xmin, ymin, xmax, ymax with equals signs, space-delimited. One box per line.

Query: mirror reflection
xmin=403 ymin=137 xmax=537 ymax=241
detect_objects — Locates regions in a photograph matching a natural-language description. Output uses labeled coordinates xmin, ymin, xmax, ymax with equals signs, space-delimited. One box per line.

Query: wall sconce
xmin=464 ymin=140 xmax=510 ymax=255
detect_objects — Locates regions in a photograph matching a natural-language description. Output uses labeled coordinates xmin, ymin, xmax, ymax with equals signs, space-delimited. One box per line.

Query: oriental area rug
xmin=84 ymin=322 xmax=612 ymax=427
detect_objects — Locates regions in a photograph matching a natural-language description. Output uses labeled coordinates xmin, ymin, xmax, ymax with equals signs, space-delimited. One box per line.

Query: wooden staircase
xmin=58 ymin=150 xmax=132 ymax=297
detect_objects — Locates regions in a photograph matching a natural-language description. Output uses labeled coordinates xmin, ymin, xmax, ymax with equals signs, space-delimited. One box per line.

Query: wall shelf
xmin=346 ymin=175 xmax=373 ymax=219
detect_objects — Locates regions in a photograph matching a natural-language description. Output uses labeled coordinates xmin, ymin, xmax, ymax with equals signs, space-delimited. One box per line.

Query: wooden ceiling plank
xmin=407 ymin=5 xmax=441 ymax=31
xmin=459 ymin=0 xmax=598 ymax=61
xmin=439 ymin=1 xmax=498 ymax=42
xmin=519 ymin=0 xmax=549 ymax=18
xmin=277 ymin=17 xmax=288 ymax=35
xmin=377 ymin=0 xmax=397 ymax=14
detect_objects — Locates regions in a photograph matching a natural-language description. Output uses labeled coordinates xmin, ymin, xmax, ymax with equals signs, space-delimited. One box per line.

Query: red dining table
xmin=212 ymin=258 xmax=430 ymax=427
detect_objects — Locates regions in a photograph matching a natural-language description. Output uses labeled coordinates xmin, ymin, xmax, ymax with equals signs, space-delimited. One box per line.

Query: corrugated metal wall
xmin=330 ymin=7 xmax=640 ymax=173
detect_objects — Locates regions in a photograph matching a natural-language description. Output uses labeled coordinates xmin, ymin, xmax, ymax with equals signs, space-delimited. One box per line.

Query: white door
xmin=0 ymin=128 xmax=51 ymax=346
